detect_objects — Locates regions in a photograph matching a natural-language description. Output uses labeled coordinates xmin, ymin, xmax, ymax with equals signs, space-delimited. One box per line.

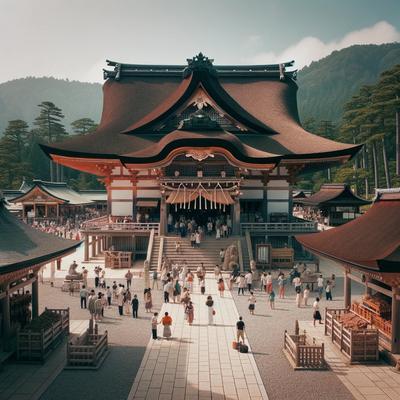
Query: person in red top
xmin=218 ymin=278 xmax=225 ymax=297
xmin=161 ymin=312 xmax=172 ymax=339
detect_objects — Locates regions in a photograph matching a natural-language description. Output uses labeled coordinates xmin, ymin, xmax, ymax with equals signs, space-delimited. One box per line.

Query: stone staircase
xmin=149 ymin=235 xmax=240 ymax=271
xmin=240 ymin=237 xmax=251 ymax=271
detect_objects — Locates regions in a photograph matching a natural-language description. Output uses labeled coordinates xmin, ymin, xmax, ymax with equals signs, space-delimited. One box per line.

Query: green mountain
xmin=297 ymin=43 xmax=400 ymax=123
xmin=0 ymin=43 xmax=400 ymax=135
xmin=0 ymin=77 xmax=102 ymax=134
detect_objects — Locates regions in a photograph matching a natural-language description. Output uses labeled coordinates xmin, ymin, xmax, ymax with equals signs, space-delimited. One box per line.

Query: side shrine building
xmin=41 ymin=54 xmax=360 ymax=262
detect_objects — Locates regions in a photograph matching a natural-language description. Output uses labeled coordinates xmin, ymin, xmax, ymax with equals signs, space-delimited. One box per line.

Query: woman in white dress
xmin=206 ymin=295 xmax=215 ymax=325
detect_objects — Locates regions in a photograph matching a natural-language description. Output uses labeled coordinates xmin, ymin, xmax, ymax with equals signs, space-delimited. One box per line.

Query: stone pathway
xmin=299 ymin=321 xmax=400 ymax=400
xmin=128 ymin=277 xmax=268 ymax=400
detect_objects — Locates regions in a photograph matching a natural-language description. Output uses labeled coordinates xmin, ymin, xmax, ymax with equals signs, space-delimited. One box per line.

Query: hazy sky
xmin=1 ymin=0 xmax=399 ymax=83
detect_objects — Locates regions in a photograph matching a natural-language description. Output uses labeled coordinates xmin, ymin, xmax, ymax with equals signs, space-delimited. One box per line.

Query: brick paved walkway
xmin=128 ymin=277 xmax=268 ymax=400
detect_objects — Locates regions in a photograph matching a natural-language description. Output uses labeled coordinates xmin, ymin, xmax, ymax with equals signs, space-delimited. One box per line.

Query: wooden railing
xmin=283 ymin=331 xmax=326 ymax=369
xmin=325 ymin=308 xmax=379 ymax=362
xmin=81 ymin=215 xmax=108 ymax=228
xmin=67 ymin=330 xmax=108 ymax=369
xmin=241 ymin=222 xmax=317 ymax=234
xmin=82 ymin=222 xmax=160 ymax=234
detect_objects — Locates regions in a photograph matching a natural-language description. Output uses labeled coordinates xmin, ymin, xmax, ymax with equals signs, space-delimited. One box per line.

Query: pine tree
xmin=0 ymin=120 xmax=31 ymax=187
xmin=71 ymin=118 xmax=97 ymax=135
xmin=33 ymin=101 xmax=67 ymax=181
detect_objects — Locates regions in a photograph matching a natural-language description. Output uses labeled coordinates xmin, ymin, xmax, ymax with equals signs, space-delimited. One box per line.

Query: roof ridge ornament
xmin=183 ymin=52 xmax=217 ymax=78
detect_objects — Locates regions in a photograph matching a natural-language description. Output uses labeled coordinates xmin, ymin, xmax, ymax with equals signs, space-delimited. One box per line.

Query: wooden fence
xmin=325 ymin=308 xmax=379 ymax=363
xmin=66 ymin=330 xmax=108 ymax=369
xmin=17 ymin=308 xmax=69 ymax=362
xmin=283 ymin=331 xmax=326 ymax=370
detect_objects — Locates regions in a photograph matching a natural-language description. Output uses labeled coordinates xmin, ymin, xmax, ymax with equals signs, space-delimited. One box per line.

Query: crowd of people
xmin=167 ymin=213 xmax=232 ymax=240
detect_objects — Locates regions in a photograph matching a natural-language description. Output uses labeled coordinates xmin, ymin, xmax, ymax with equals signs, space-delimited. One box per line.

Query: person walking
xmin=161 ymin=312 xmax=172 ymax=339
xmin=185 ymin=301 xmax=194 ymax=325
xmin=237 ymin=274 xmax=246 ymax=295
xmin=245 ymin=271 xmax=253 ymax=292
xmin=144 ymin=289 xmax=153 ymax=313
xmin=94 ymin=266 xmax=100 ymax=288
xmin=214 ymin=265 xmax=221 ymax=280
xmin=236 ymin=316 xmax=245 ymax=344
xmin=219 ymin=248 xmax=225 ymax=263
xmin=206 ymin=295 xmax=215 ymax=325
xmin=200 ymin=278 xmax=206 ymax=295
xmin=131 ymin=294 xmax=139 ymax=318
xmin=269 ymin=289 xmax=276 ymax=309
xmin=313 ymin=297 xmax=323 ymax=326
xmin=117 ymin=288 xmax=124 ymax=316
xmin=278 ymin=273 xmax=286 ymax=298
xmin=112 ymin=281 xmax=118 ymax=303
xmin=325 ymin=281 xmax=333 ymax=301
xmin=195 ymin=231 xmax=201 ymax=248
xmin=173 ymin=279 xmax=182 ymax=303
xmin=248 ymin=291 xmax=256 ymax=315
xmin=151 ymin=312 xmax=159 ymax=339
xmin=164 ymin=279 xmax=172 ymax=303
xmin=186 ymin=271 xmax=194 ymax=292
xmin=106 ymin=286 xmax=112 ymax=307
xmin=266 ymin=272 xmax=273 ymax=294
xmin=80 ymin=285 xmax=88 ymax=309
xmin=124 ymin=289 xmax=132 ymax=314
xmin=317 ymin=274 xmax=324 ymax=297
xmin=125 ymin=270 xmax=133 ymax=289
xmin=88 ymin=290 xmax=96 ymax=320
xmin=152 ymin=270 xmax=159 ymax=290
xmin=261 ymin=273 xmax=267 ymax=292
xmin=218 ymin=278 xmax=225 ymax=297
xmin=181 ymin=288 xmax=190 ymax=308
xmin=190 ymin=232 xmax=196 ymax=248
xmin=303 ymin=285 xmax=310 ymax=306
xmin=94 ymin=293 xmax=103 ymax=322
xmin=296 ymin=290 xmax=302 ymax=308
xmin=293 ymin=275 xmax=302 ymax=294
xmin=101 ymin=291 xmax=108 ymax=317
xmin=82 ymin=267 xmax=88 ymax=287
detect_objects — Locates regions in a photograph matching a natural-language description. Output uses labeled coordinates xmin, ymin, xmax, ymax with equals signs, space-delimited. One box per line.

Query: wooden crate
xmin=66 ymin=330 xmax=108 ymax=369
xmin=325 ymin=308 xmax=379 ymax=363
xmin=17 ymin=308 xmax=69 ymax=362
xmin=283 ymin=331 xmax=326 ymax=370
xmin=104 ymin=251 xmax=132 ymax=269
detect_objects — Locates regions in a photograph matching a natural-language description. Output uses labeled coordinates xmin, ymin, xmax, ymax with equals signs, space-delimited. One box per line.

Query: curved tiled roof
xmin=41 ymin=54 xmax=360 ymax=168
xmin=0 ymin=199 xmax=80 ymax=274
xmin=296 ymin=190 xmax=400 ymax=272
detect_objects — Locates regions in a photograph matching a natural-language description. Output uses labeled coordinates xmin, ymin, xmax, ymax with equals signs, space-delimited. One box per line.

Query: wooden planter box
xmin=66 ymin=329 xmax=108 ymax=369
xmin=325 ymin=308 xmax=379 ymax=363
xmin=283 ymin=331 xmax=326 ymax=370
xmin=17 ymin=308 xmax=69 ymax=362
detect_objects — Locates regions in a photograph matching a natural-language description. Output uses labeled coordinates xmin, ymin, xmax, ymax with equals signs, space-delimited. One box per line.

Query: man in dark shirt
xmin=236 ymin=316 xmax=245 ymax=343
xmin=131 ymin=295 xmax=139 ymax=318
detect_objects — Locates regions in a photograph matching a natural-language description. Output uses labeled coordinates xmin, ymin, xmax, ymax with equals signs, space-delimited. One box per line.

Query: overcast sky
xmin=1 ymin=0 xmax=399 ymax=83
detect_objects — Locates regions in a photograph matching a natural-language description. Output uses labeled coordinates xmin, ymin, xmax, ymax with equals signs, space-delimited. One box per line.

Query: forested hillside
xmin=297 ymin=43 xmax=400 ymax=122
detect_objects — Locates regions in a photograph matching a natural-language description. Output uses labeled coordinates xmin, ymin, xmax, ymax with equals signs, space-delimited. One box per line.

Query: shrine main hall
xmin=41 ymin=54 xmax=360 ymax=259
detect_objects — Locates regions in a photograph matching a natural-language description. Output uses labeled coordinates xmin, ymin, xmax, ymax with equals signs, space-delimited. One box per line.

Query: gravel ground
xmin=39 ymin=277 xmax=163 ymax=400
xmin=231 ymin=261 xmax=365 ymax=400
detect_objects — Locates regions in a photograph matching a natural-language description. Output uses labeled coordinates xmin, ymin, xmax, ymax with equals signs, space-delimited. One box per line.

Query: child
xmin=269 ymin=290 xmax=275 ymax=309
xmin=218 ymin=278 xmax=225 ymax=297
xmin=248 ymin=291 xmax=256 ymax=315
xmin=303 ymin=285 xmax=310 ymax=306
xmin=200 ymin=279 xmax=206 ymax=295
xmin=151 ymin=312 xmax=159 ymax=339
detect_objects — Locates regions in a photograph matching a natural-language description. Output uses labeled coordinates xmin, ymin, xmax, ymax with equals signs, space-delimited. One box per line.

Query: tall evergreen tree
xmin=33 ymin=101 xmax=67 ymax=181
xmin=0 ymin=120 xmax=31 ymax=187
xmin=71 ymin=118 xmax=97 ymax=135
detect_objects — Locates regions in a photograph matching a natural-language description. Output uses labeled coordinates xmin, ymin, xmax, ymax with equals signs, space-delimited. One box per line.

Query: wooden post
xmin=232 ymin=198 xmax=241 ymax=235
xmin=56 ymin=258 xmax=61 ymax=271
xmin=32 ymin=276 xmax=39 ymax=319
xmin=344 ymin=270 xmax=351 ymax=309
xmin=159 ymin=194 xmax=167 ymax=235
xmin=1 ymin=288 xmax=10 ymax=340
xmin=84 ymin=233 xmax=89 ymax=262
xmin=91 ymin=236 xmax=96 ymax=258
xmin=391 ymin=288 xmax=400 ymax=354
xmin=97 ymin=235 xmax=102 ymax=255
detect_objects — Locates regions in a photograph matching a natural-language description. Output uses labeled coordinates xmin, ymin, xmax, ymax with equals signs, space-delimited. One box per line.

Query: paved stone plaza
xmin=2 ymin=254 xmax=400 ymax=400
xmin=128 ymin=278 xmax=268 ymax=400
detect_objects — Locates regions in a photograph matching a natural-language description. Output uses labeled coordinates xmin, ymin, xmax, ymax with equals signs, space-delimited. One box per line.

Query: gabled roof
xmin=296 ymin=189 xmax=400 ymax=272
xmin=41 ymin=53 xmax=361 ymax=172
xmin=300 ymin=183 xmax=371 ymax=207
xmin=11 ymin=180 xmax=93 ymax=205
xmin=0 ymin=199 xmax=80 ymax=274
